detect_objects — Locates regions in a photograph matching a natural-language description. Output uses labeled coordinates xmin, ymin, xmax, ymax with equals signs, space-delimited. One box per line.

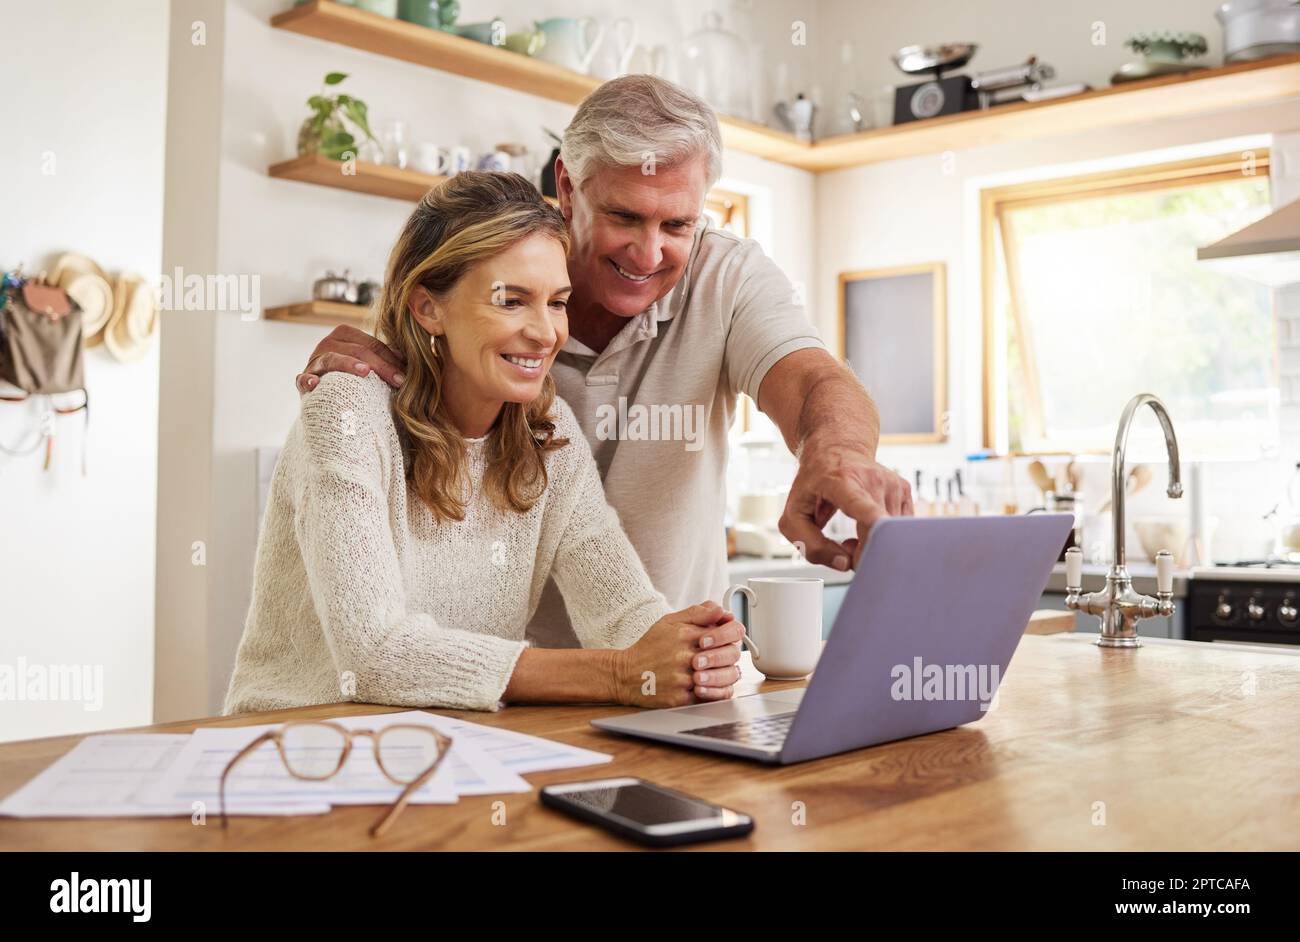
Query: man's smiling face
xmin=559 ymin=154 xmax=709 ymax=318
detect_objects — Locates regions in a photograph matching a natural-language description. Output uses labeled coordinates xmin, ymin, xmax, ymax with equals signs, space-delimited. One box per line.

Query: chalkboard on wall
xmin=837 ymin=263 xmax=948 ymax=444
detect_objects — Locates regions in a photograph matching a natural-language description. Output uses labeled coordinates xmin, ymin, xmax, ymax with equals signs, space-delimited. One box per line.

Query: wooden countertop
xmin=1 ymin=634 xmax=1297 ymax=850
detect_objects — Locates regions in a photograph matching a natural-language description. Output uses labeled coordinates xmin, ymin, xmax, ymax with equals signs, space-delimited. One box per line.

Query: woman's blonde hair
xmin=373 ymin=171 xmax=570 ymax=522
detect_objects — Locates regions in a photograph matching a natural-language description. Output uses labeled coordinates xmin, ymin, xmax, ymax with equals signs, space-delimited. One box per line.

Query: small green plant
xmin=297 ymin=72 xmax=378 ymax=161
xmin=1125 ymin=32 xmax=1208 ymax=61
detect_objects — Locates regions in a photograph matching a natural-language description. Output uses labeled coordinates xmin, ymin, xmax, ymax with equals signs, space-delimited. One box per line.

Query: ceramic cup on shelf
xmin=413 ymin=142 xmax=451 ymax=176
xmin=349 ymin=0 xmax=398 ymax=17
xmin=534 ymin=17 xmax=605 ymax=73
xmin=455 ymin=19 xmax=506 ymax=46
xmin=449 ymin=145 xmax=473 ymax=175
xmin=504 ymin=28 xmax=545 ymax=56
xmin=478 ymin=150 xmax=511 ymax=172
xmin=485 ymin=142 xmax=532 ymax=177
xmin=396 ymin=0 xmax=443 ymax=29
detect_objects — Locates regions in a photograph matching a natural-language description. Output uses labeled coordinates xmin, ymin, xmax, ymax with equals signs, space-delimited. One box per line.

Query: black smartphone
xmin=539 ymin=777 xmax=754 ymax=847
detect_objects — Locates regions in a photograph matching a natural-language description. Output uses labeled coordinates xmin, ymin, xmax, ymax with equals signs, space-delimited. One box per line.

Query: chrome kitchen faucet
xmin=1064 ymin=393 xmax=1183 ymax=647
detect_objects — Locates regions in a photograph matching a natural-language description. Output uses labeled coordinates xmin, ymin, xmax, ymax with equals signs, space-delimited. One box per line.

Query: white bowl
xmin=1133 ymin=516 xmax=1189 ymax=563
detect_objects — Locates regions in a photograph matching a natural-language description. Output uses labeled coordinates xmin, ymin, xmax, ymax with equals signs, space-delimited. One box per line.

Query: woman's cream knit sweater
xmin=222 ymin=372 xmax=670 ymax=715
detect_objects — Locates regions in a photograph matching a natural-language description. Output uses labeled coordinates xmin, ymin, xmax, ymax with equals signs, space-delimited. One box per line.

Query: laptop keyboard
xmin=681 ymin=711 xmax=797 ymax=748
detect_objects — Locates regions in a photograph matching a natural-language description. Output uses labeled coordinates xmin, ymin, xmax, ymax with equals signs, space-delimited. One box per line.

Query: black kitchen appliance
xmin=1187 ymin=563 xmax=1300 ymax=647
xmin=891 ymin=43 xmax=980 ymax=124
xmin=890 ymin=44 xmax=1060 ymax=124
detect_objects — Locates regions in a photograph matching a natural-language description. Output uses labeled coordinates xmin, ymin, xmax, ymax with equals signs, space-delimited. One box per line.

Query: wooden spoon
xmin=1097 ymin=464 xmax=1152 ymax=514
xmin=1027 ymin=460 xmax=1055 ymax=496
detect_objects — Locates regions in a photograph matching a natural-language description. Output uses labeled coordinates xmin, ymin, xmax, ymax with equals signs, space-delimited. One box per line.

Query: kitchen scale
xmin=892 ymin=43 xmax=981 ymax=123
xmin=891 ymin=43 xmax=1061 ymax=123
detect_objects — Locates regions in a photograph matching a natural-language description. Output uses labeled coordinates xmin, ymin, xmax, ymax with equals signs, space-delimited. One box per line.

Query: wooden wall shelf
xmin=272 ymin=2 xmax=1300 ymax=174
xmin=265 ymin=299 xmax=371 ymax=327
xmin=269 ymin=151 xmax=563 ymax=206
xmin=804 ymin=53 xmax=1300 ymax=172
xmin=269 ymin=152 xmax=446 ymax=201
xmin=270 ymin=0 xmax=809 ymax=166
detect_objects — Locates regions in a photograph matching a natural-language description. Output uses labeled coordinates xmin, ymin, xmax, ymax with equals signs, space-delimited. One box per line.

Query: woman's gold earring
xmin=429 ymin=335 xmax=439 ymax=357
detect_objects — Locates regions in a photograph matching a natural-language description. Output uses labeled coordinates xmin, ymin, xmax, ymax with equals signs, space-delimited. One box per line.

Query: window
xmin=981 ymin=151 xmax=1276 ymax=459
xmin=703 ymin=188 xmax=749 ymax=238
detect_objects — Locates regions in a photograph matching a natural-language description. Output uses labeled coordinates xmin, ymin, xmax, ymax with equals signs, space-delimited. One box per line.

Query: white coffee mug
xmin=414 ymin=143 xmax=451 ymax=176
xmin=450 ymin=145 xmax=473 ymax=175
xmin=722 ymin=577 xmax=822 ymax=680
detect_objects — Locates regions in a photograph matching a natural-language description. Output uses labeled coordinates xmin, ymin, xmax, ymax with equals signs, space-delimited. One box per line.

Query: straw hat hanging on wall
xmin=40 ymin=253 xmax=159 ymax=361
xmin=103 ymin=272 xmax=158 ymax=362
xmin=50 ymin=252 xmax=113 ymax=347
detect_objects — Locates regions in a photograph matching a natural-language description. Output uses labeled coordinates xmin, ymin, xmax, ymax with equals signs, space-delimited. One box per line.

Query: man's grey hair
xmin=560 ymin=75 xmax=723 ymax=190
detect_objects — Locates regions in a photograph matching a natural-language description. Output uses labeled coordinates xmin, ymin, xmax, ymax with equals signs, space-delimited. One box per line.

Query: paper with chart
xmin=0 ymin=734 xmax=330 ymax=819
xmin=144 ymin=712 xmax=532 ymax=809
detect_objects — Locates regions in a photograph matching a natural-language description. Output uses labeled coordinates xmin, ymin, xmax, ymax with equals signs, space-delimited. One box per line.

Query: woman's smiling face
xmin=410 ymin=232 xmax=571 ymax=434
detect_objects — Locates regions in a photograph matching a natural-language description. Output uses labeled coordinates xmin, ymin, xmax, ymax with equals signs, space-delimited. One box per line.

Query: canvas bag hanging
xmin=1 ymin=281 xmax=86 ymax=394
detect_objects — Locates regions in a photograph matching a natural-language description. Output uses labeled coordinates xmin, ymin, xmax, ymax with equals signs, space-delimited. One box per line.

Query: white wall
xmin=154 ymin=0 xmax=820 ymax=721
xmin=0 ymin=0 xmax=169 ymax=742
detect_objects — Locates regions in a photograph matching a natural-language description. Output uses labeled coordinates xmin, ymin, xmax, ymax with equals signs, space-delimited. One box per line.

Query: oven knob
xmin=1280 ymin=599 xmax=1299 ymax=626
xmin=1247 ymin=598 xmax=1266 ymax=622
xmin=1215 ymin=596 xmax=1233 ymax=621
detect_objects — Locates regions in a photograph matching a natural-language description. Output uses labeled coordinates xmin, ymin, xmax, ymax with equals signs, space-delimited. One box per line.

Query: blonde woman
xmin=223 ymin=172 xmax=744 ymax=715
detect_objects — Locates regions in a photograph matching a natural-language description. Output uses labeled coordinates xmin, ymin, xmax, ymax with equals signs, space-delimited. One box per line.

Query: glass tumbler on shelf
xmin=358 ymin=135 xmax=384 ymax=165
xmin=828 ymin=41 xmax=868 ymax=135
xmin=381 ymin=119 xmax=410 ymax=169
xmin=871 ymin=85 xmax=896 ymax=129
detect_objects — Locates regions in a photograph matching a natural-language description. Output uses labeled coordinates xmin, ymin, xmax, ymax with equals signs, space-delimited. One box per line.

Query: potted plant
xmin=297 ymin=72 xmax=379 ymax=160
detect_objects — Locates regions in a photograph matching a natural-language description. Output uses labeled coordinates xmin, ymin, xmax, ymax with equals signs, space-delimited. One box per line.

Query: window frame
xmin=706 ymin=188 xmax=766 ymax=436
xmin=979 ymin=149 xmax=1273 ymax=454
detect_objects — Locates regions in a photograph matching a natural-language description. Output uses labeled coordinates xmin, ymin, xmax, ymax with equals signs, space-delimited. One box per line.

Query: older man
xmin=297 ymin=75 xmax=912 ymax=653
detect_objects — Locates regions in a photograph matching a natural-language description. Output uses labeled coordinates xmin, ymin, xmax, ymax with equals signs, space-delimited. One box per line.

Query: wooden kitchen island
xmin=1 ymin=633 xmax=1297 ymax=851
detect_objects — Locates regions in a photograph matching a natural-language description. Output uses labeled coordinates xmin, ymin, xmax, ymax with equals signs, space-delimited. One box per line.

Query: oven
xmin=1187 ymin=567 xmax=1300 ymax=647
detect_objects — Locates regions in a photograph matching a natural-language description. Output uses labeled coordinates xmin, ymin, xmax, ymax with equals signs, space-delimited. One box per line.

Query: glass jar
xmin=678 ymin=12 xmax=753 ymax=121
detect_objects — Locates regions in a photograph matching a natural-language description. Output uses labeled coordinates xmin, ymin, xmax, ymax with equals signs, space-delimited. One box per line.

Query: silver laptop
xmin=591 ymin=513 xmax=1073 ymax=764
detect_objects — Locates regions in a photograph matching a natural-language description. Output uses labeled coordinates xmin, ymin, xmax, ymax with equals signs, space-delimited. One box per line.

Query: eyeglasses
xmin=219 ymin=720 xmax=453 ymax=837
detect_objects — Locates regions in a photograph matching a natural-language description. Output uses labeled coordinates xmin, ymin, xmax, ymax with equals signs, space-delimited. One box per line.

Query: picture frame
xmin=837 ymin=262 xmax=948 ymax=444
